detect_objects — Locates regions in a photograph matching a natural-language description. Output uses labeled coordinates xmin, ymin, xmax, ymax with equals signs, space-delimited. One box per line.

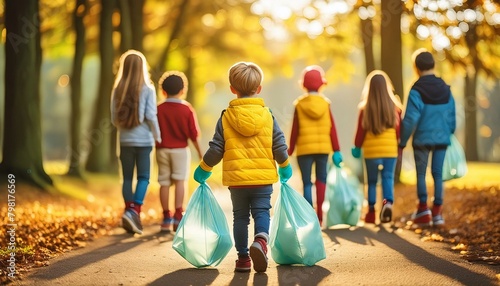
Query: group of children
xmin=110 ymin=48 xmax=456 ymax=273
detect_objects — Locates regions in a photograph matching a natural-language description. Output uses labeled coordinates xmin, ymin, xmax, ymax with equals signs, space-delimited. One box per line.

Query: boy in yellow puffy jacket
xmin=194 ymin=62 xmax=291 ymax=273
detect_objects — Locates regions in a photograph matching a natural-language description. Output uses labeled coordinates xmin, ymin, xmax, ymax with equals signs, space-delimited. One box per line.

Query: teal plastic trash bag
xmin=443 ymin=135 xmax=468 ymax=181
xmin=269 ymin=182 xmax=326 ymax=266
xmin=172 ymin=183 xmax=233 ymax=268
xmin=326 ymin=166 xmax=363 ymax=227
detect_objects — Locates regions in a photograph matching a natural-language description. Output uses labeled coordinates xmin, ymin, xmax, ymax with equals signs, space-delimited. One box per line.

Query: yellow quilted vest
xmin=295 ymin=94 xmax=333 ymax=156
xmin=362 ymin=128 xmax=398 ymax=158
xmin=221 ymin=98 xmax=278 ymax=186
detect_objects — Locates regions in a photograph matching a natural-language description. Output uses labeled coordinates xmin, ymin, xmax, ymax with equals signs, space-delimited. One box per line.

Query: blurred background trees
xmin=1 ymin=0 xmax=53 ymax=188
xmin=0 ymin=0 xmax=499 ymax=189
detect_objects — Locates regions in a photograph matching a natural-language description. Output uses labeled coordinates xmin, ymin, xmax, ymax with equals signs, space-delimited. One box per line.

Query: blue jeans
xmin=297 ymin=154 xmax=328 ymax=205
xmin=364 ymin=158 xmax=397 ymax=206
xmin=119 ymin=146 xmax=152 ymax=205
xmin=413 ymin=146 xmax=446 ymax=206
xmin=229 ymin=185 xmax=273 ymax=256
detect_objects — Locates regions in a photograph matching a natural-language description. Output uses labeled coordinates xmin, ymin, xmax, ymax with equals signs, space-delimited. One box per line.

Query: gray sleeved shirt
xmin=111 ymin=84 xmax=161 ymax=147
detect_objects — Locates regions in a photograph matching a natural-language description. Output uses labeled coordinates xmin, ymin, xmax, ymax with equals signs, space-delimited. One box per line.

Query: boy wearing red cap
xmin=288 ymin=65 xmax=343 ymax=226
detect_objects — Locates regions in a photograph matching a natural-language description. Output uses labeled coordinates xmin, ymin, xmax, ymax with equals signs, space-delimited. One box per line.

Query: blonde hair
xmin=358 ymin=70 xmax=402 ymax=135
xmin=112 ymin=50 xmax=152 ymax=129
xmin=228 ymin=62 xmax=263 ymax=96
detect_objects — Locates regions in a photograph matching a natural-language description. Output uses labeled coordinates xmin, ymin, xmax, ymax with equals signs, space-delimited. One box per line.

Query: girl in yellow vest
xmin=352 ymin=70 xmax=402 ymax=224
xmin=288 ymin=65 xmax=343 ymax=226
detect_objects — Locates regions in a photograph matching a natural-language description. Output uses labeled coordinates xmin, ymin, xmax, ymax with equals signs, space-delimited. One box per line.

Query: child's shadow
xmin=323 ymin=226 xmax=496 ymax=285
xmin=156 ymin=230 xmax=174 ymax=243
xmin=149 ymin=268 xmax=219 ymax=286
xmin=276 ymin=265 xmax=330 ymax=286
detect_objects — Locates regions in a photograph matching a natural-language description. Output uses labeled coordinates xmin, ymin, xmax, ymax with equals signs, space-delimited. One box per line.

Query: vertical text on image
xmin=7 ymin=174 xmax=17 ymax=278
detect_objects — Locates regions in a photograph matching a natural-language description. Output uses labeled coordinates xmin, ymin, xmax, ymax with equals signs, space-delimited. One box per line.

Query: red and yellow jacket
xmin=354 ymin=109 xmax=401 ymax=159
xmin=288 ymin=93 xmax=340 ymax=156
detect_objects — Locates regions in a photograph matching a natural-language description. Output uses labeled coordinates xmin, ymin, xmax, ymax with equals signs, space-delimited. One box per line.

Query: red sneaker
xmin=173 ymin=210 xmax=183 ymax=232
xmin=160 ymin=217 xmax=173 ymax=232
xmin=250 ymin=237 xmax=268 ymax=273
xmin=365 ymin=209 xmax=376 ymax=224
xmin=431 ymin=205 xmax=445 ymax=226
xmin=235 ymin=255 xmax=251 ymax=272
xmin=411 ymin=207 xmax=432 ymax=227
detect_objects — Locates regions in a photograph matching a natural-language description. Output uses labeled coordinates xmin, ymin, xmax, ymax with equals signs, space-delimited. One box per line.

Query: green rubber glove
xmin=332 ymin=152 xmax=343 ymax=168
xmin=278 ymin=164 xmax=292 ymax=183
xmin=351 ymin=147 xmax=361 ymax=159
xmin=194 ymin=165 xmax=212 ymax=184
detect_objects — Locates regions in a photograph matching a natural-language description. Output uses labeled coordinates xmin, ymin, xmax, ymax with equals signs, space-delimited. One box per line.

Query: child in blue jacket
xmin=399 ymin=49 xmax=456 ymax=227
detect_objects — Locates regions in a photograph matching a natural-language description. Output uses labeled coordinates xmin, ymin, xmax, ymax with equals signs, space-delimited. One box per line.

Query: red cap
xmin=302 ymin=65 xmax=326 ymax=91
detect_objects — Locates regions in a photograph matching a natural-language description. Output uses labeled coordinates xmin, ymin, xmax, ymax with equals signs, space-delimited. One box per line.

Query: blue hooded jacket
xmin=400 ymin=75 xmax=456 ymax=148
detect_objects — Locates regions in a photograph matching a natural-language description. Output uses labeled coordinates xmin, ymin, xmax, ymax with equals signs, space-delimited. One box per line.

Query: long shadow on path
xmin=148 ymin=268 xmax=219 ymax=286
xmin=275 ymin=265 xmax=330 ymax=286
xmin=324 ymin=226 xmax=497 ymax=285
xmin=28 ymin=230 xmax=169 ymax=281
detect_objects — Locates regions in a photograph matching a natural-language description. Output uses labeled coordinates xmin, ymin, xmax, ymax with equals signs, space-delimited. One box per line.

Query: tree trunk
xmin=357 ymin=12 xmax=376 ymax=184
xmin=85 ymin=0 xmax=118 ymax=173
xmin=118 ymin=0 xmax=132 ymax=52
xmin=129 ymin=0 xmax=144 ymax=51
xmin=360 ymin=18 xmax=375 ymax=75
xmin=185 ymin=52 xmax=194 ymax=105
xmin=67 ymin=0 xmax=87 ymax=178
xmin=1 ymin=0 xmax=53 ymax=189
xmin=380 ymin=0 xmax=404 ymax=182
xmin=464 ymin=72 xmax=479 ymax=161
xmin=152 ymin=0 xmax=190 ymax=84
xmin=483 ymin=81 xmax=500 ymax=161
xmin=463 ymin=21 xmax=479 ymax=161
xmin=380 ymin=0 xmax=404 ymax=100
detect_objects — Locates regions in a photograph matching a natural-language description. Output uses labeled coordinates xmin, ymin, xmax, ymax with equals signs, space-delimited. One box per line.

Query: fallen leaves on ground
xmin=0 ymin=182 xmax=162 ymax=284
xmin=0 ymin=197 xmax=119 ymax=283
xmin=392 ymin=184 xmax=500 ymax=266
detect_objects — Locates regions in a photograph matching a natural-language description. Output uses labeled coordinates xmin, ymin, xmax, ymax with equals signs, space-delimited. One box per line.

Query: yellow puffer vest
xmin=362 ymin=128 xmax=398 ymax=158
xmin=221 ymin=97 xmax=278 ymax=186
xmin=295 ymin=94 xmax=332 ymax=156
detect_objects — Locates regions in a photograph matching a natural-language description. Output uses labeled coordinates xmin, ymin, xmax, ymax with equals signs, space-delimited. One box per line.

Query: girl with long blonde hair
xmin=111 ymin=50 xmax=161 ymax=234
xmin=352 ymin=70 xmax=402 ymax=224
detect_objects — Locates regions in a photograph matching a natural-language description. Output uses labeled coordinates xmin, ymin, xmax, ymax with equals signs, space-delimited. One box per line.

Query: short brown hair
xmin=228 ymin=62 xmax=263 ymax=96
xmin=412 ymin=49 xmax=435 ymax=72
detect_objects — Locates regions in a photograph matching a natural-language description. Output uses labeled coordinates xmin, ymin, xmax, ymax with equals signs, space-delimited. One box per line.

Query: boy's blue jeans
xmin=297 ymin=154 xmax=328 ymax=205
xmin=229 ymin=185 xmax=272 ymax=256
xmin=119 ymin=146 xmax=152 ymax=205
xmin=364 ymin=157 xmax=397 ymax=206
xmin=413 ymin=146 xmax=446 ymax=206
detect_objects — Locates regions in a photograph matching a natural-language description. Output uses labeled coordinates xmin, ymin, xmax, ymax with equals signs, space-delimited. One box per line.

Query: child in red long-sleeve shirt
xmin=156 ymin=71 xmax=202 ymax=232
